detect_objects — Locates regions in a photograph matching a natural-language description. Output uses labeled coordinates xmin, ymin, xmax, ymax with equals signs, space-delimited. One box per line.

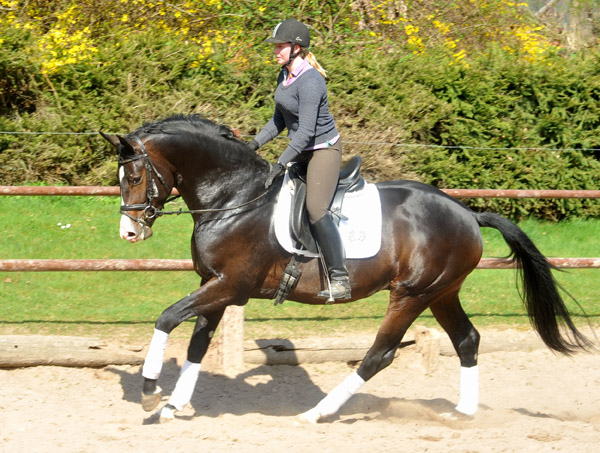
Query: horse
xmin=100 ymin=113 xmax=591 ymax=423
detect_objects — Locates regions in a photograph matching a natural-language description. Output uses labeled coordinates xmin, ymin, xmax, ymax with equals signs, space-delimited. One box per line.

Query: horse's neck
xmin=174 ymin=145 xmax=267 ymax=210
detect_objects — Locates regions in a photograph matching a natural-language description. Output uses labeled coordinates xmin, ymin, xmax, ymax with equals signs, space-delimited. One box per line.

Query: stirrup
xmin=317 ymin=278 xmax=351 ymax=301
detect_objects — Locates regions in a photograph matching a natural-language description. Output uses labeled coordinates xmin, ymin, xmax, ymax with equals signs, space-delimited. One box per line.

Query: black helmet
xmin=265 ymin=19 xmax=310 ymax=48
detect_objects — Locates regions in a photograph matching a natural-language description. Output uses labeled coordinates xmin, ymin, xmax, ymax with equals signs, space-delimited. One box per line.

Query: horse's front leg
xmin=155 ymin=309 xmax=225 ymax=420
xmin=140 ymin=278 xmax=239 ymax=412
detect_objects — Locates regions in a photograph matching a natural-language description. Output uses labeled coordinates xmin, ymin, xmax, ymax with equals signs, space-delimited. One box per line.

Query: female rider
xmin=248 ymin=19 xmax=350 ymax=300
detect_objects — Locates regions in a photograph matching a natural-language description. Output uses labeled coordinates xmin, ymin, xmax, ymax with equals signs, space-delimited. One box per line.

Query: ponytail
xmin=301 ymin=49 xmax=328 ymax=79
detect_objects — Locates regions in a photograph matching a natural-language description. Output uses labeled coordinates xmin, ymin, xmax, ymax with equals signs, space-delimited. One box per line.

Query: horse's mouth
xmin=124 ymin=226 xmax=153 ymax=242
xmin=140 ymin=226 xmax=153 ymax=241
xmin=120 ymin=215 xmax=153 ymax=242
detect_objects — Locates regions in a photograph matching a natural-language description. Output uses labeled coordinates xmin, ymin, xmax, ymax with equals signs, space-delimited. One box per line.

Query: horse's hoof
xmin=440 ymin=412 xmax=458 ymax=420
xmin=454 ymin=403 xmax=478 ymax=416
xmin=158 ymin=404 xmax=176 ymax=422
xmin=141 ymin=386 xmax=162 ymax=412
xmin=297 ymin=408 xmax=321 ymax=424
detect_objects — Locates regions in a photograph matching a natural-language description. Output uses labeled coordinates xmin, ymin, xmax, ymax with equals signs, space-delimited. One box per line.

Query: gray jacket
xmin=253 ymin=66 xmax=339 ymax=165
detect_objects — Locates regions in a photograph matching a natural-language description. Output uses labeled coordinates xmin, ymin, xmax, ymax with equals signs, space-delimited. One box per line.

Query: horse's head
xmin=100 ymin=131 xmax=174 ymax=243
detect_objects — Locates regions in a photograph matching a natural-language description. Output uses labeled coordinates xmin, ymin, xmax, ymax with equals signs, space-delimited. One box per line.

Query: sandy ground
xmin=1 ymin=328 xmax=599 ymax=453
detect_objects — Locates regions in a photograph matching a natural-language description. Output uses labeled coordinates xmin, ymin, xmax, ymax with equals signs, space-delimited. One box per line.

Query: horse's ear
xmin=217 ymin=124 xmax=237 ymax=140
xmin=99 ymin=131 xmax=120 ymax=148
xmin=116 ymin=135 xmax=137 ymax=160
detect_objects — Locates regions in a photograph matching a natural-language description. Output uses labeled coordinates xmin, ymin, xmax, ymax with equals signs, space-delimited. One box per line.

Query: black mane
xmin=130 ymin=114 xmax=261 ymax=166
xmin=133 ymin=113 xmax=239 ymax=141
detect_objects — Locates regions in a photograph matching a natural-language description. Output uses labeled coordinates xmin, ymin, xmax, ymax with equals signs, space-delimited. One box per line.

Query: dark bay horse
xmin=101 ymin=114 xmax=591 ymax=423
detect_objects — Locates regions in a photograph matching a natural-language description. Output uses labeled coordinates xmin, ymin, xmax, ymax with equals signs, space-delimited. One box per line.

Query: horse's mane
xmin=134 ymin=113 xmax=239 ymax=141
xmin=131 ymin=113 xmax=258 ymax=164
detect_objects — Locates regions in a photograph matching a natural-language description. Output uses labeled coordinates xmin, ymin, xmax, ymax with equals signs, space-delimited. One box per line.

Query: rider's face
xmin=273 ymin=43 xmax=293 ymax=65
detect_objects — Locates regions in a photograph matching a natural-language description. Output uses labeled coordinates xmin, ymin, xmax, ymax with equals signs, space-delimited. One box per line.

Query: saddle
xmin=287 ymin=155 xmax=365 ymax=254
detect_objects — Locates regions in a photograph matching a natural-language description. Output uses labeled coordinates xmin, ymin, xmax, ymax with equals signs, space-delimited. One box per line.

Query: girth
xmin=287 ymin=155 xmax=365 ymax=254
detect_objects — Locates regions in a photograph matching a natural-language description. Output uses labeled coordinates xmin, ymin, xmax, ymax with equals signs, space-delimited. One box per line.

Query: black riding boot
xmin=311 ymin=213 xmax=351 ymax=300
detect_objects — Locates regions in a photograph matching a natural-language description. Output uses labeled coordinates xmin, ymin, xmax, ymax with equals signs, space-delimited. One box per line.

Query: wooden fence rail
xmin=2 ymin=185 xmax=600 ymax=199
xmin=1 ymin=257 xmax=600 ymax=272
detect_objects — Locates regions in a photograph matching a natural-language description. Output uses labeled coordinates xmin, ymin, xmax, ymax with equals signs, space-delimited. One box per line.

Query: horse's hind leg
xmin=300 ymin=291 xmax=426 ymax=423
xmin=429 ymin=293 xmax=480 ymax=415
xmin=157 ymin=308 xmax=225 ymax=420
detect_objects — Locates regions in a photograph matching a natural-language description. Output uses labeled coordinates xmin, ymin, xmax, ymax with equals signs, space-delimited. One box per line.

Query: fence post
xmin=220 ymin=305 xmax=244 ymax=376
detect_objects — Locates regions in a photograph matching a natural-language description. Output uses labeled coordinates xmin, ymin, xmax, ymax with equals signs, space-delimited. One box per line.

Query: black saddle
xmin=287 ymin=155 xmax=365 ymax=254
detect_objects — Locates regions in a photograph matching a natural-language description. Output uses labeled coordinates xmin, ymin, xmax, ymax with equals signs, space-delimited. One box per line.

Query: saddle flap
xmin=290 ymin=178 xmax=316 ymax=252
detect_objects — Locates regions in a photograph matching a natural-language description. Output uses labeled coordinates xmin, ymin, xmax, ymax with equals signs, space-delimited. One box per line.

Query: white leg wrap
xmin=142 ymin=329 xmax=170 ymax=380
xmin=167 ymin=360 xmax=202 ymax=411
xmin=455 ymin=365 xmax=479 ymax=415
xmin=158 ymin=405 xmax=176 ymax=420
xmin=300 ymin=372 xmax=365 ymax=423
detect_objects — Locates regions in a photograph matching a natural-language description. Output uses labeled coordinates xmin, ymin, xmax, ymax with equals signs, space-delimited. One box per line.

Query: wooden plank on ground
xmin=0 ymin=335 xmax=144 ymax=368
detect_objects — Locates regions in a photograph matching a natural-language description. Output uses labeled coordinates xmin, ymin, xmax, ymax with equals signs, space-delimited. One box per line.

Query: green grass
xmin=1 ymin=196 xmax=598 ymax=342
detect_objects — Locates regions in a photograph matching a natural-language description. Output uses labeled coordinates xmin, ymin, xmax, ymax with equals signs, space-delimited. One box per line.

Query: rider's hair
xmin=300 ymin=48 xmax=327 ymax=79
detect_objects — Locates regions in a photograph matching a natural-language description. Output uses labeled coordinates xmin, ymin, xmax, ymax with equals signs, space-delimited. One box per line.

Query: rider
xmin=248 ymin=18 xmax=351 ymax=300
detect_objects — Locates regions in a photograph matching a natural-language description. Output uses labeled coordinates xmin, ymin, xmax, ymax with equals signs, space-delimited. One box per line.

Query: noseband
xmin=118 ymin=136 xmax=171 ymax=227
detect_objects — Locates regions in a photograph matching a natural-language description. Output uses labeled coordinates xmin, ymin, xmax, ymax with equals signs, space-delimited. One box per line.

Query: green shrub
xmin=0 ymin=1 xmax=598 ymax=219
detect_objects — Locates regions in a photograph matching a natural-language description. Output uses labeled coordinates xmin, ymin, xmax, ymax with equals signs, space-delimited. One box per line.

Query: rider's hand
xmin=265 ymin=162 xmax=285 ymax=188
xmin=247 ymin=139 xmax=259 ymax=152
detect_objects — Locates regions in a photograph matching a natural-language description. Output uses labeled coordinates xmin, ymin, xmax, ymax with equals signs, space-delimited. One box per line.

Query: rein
xmin=156 ymin=190 xmax=270 ymax=217
xmin=119 ymin=135 xmax=270 ymax=224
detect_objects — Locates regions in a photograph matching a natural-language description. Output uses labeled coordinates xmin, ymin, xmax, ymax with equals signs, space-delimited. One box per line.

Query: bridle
xmin=118 ymin=135 xmax=172 ymax=227
xmin=118 ymin=135 xmax=271 ymax=226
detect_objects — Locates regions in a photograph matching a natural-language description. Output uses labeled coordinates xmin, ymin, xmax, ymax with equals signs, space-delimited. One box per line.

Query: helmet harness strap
xmin=285 ymin=42 xmax=302 ymax=68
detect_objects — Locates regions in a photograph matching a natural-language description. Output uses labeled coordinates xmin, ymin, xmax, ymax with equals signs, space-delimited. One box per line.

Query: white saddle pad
xmin=273 ymin=173 xmax=382 ymax=259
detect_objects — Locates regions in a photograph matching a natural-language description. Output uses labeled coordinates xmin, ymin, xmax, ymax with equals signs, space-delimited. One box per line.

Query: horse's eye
xmin=130 ymin=176 xmax=143 ymax=185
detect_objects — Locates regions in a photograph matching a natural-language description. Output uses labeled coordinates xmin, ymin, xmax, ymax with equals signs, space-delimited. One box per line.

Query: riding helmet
xmin=265 ymin=19 xmax=310 ymax=48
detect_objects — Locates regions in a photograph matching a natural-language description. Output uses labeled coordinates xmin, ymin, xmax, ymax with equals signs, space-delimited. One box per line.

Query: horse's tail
xmin=475 ymin=212 xmax=593 ymax=355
